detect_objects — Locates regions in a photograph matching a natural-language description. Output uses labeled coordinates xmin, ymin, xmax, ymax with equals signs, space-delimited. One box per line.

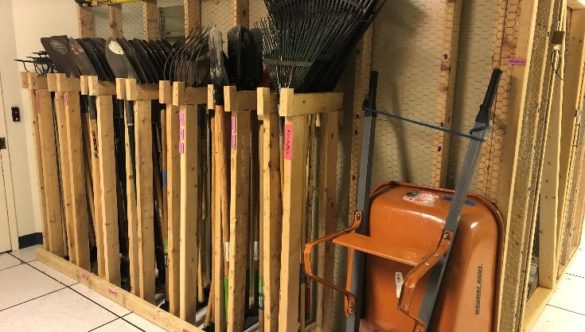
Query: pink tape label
xmin=179 ymin=127 xmax=185 ymax=141
xmin=63 ymin=92 xmax=69 ymax=107
xmin=108 ymin=288 xmax=118 ymax=296
xmin=284 ymin=123 xmax=293 ymax=160
xmin=179 ymin=111 xmax=186 ymax=125
xmin=231 ymin=115 xmax=237 ymax=150
xmin=80 ymin=273 xmax=89 ymax=280
xmin=179 ymin=142 xmax=185 ymax=155
xmin=508 ymin=58 xmax=527 ymax=66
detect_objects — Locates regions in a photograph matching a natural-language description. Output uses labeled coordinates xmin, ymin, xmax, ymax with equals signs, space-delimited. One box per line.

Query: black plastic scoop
xmin=40 ymin=36 xmax=80 ymax=77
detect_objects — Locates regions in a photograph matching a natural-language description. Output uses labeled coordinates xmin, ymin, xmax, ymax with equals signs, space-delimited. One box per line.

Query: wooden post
xmin=57 ymin=74 xmax=91 ymax=270
xmin=77 ymin=6 xmax=95 ymax=38
xmin=126 ymin=78 xmax=158 ymax=302
xmin=143 ymin=0 xmax=160 ymax=41
xmin=184 ymin=0 xmax=201 ymax=35
xmin=20 ymin=73 xmax=50 ymax=251
xmin=162 ymin=80 xmax=181 ymax=315
xmin=89 ymin=77 xmax=121 ymax=286
xmin=431 ymin=0 xmax=463 ymax=187
xmin=108 ymin=4 xmax=123 ymax=38
xmin=316 ymin=111 xmax=339 ymax=330
xmin=277 ymin=88 xmax=342 ymax=332
xmin=36 ymin=88 xmax=65 ymax=257
xmin=117 ymin=78 xmax=141 ymax=295
xmin=48 ymin=73 xmax=76 ymax=263
xmin=225 ymin=86 xmax=254 ymax=332
xmin=258 ymin=88 xmax=282 ymax=332
xmin=232 ymin=0 xmax=249 ymax=27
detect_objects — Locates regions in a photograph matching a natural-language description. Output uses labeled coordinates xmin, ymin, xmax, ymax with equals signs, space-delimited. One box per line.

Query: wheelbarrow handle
xmin=303 ymin=211 xmax=363 ymax=315
xmin=398 ymin=230 xmax=453 ymax=329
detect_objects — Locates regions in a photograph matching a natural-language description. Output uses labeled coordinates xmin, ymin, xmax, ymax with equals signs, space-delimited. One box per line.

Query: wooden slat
xmin=523 ymin=287 xmax=554 ymax=330
xmin=166 ymin=100 xmax=181 ymax=315
xmin=258 ymin=88 xmax=281 ymax=332
xmin=279 ymin=91 xmax=343 ymax=117
xmin=227 ymin=109 xmax=251 ymax=332
xmin=124 ymin=100 xmax=140 ymax=296
xmin=184 ymin=0 xmax=201 ymax=35
xmin=558 ymin=9 xmax=585 ymax=252
xmin=431 ymin=0 xmax=463 ymax=187
xmin=63 ymin=91 xmax=91 ymax=270
xmin=135 ymin=99 xmax=155 ymax=302
xmin=37 ymin=89 xmax=65 ymax=256
xmin=53 ymin=90 xmax=76 ymax=263
xmin=316 ymin=111 xmax=338 ymax=330
xmin=232 ymin=0 xmax=249 ymax=27
xmin=179 ymin=104 xmax=199 ymax=322
xmin=348 ymin=27 xmax=373 ymax=226
xmin=108 ymin=4 xmax=123 ymax=38
xmin=213 ymin=100 xmax=229 ymax=332
xmin=278 ymin=113 xmax=308 ymax=332
xmin=143 ymin=0 xmax=160 ymax=41
xmin=96 ymin=95 xmax=121 ymax=285
xmin=37 ymin=249 xmax=203 ymax=332
xmin=88 ymin=107 xmax=105 ymax=277
xmin=77 ymin=6 xmax=95 ymax=38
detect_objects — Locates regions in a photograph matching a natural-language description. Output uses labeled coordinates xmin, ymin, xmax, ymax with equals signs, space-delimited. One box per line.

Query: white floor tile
xmin=10 ymin=245 xmax=42 ymax=262
xmin=531 ymin=305 xmax=585 ymax=332
xmin=0 ymin=264 xmax=64 ymax=310
xmin=124 ymin=313 xmax=168 ymax=332
xmin=71 ymin=283 xmax=131 ymax=316
xmin=548 ymin=274 xmax=585 ymax=315
xmin=0 ymin=253 xmax=21 ymax=270
xmin=0 ymin=288 xmax=116 ymax=332
xmin=29 ymin=260 xmax=77 ymax=286
xmin=566 ymin=247 xmax=585 ymax=278
xmin=94 ymin=318 xmax=142 ymax=331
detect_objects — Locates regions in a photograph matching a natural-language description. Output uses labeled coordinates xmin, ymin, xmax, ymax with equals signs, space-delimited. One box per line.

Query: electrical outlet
xmin=11 ymin=106 xmax=20 ymax=122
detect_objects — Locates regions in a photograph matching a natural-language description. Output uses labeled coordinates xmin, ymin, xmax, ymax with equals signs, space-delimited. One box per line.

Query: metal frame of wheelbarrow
xmin=303 ymin=69 xmax=503 ymax=332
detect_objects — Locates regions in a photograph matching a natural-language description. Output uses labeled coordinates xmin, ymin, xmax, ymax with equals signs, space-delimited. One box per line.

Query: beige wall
xmin=0 ymin=0 xmax=78 ymax=240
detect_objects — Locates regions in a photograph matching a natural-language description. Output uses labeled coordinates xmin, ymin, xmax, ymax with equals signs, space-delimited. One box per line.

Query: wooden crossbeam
xmin=258 ymin=88 xmax=282 ymax=332
xmin=77 ymin=6 xmax=95 ymax=38
xmin=143 ymin=0 xmax=160 ymax=41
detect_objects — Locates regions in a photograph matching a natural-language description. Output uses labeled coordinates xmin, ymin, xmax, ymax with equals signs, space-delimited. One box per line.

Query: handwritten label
xmin=508 ymin=58 xmax=527 ymax=66
xmin=63 ymin=92 xmax=69 ymax=107
xmin=179 ymin=111 xmax=186 ymax=125
xmin=80 ymin=273 xmax=89 ymax=280
xmin=179 ymin=127 xmax=185 ymax=141
xmin=108 ymin=288 xmax=118 ymax=296
xmin=178 ymin=142 xmax=185 ymax=155
xmin=284 ymin=123 xmax=293 ymax=160
xmin=231 ymin=115 xmax=237 ymax=150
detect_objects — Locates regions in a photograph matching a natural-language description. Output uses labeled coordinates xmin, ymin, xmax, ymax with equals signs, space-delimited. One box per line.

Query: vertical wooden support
xmin=162 ymin=80 xmax=181 ymax=315
xmin=278 ymin=88 xmax=308 ymax=332
xmin=21 ymin=73 xmax=49 ymax=250
xmin=49 ymin=74 xmax=76 ymax=263
xmin=492 ymin=0 xmax=540 ymax=330
xmin=232 ymin=0 xmax=249 ymax=27
xmin=36 ymin=89 xmax=65 ymax=257
xmin=58 ymin=75 xmax=91 ymax=270
xmin=184 ymin=0 xmax=201 ymax=35
xmin=108 ymin=4 xmax=123 ymax=38
xmin=117 ymin=78 xmax=141 ymax=296
xmin=89 ymin=77 xmax=122 ymax=286
xmin=225 ymin=86 xmax=252 ymax=332
xmin=348 ymin=27 xmax=373 ymax=225
xmin=431 ymin=0 xmax=463 ymax=187
xmin=134 ymin=98 xmax=155 ymax=303
xmin=558 ymin=10 xmax=585 ymax=248
xmin=212 ymin=85 xmax=228 ymax=332
xmin=179 ymin=102 xmax=199 ymax=322
xmin=258 ymin=88 xmax=282 ymax=332
xmin=77 ymin=6 xmax=95 ymax=38
xmin=143 ymin=0 xmax=160 ymax=41
xmin=316 ymin=111 xmax=339 ymax=330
